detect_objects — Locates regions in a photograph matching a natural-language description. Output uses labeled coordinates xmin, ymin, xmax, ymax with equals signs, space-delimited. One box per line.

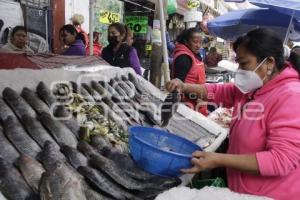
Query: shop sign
xmin=125 ymin=16 xmax=148 ymax=34
xmin=187 ymin=0 xmax=201 ymax=9
xmin=99 ymin=10 xmax=120 ymax=24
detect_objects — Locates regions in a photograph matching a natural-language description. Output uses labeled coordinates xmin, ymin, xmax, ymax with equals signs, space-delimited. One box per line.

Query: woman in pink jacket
xmin=167 ymin=28 xmax=300 ymax=200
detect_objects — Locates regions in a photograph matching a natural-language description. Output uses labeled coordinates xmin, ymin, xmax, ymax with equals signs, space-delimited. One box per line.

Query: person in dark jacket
xmin=172 ymin=28 xmax=207 ymax=115
xmin=60 ymin=24 xmax=86 ymax=56
xmin=101 ymin=23 xmax=141 ymax=75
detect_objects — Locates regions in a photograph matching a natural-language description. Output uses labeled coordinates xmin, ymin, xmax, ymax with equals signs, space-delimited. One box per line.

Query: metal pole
xmin=284 ymin=10 xmax=295 ymax=45
xmin=158 ymin=0 xmax=170 ymax=83
xmin=89 ymin=0 xmax=94 ymax=55
xmin=45 ymin=8 xmax=49 ymax=52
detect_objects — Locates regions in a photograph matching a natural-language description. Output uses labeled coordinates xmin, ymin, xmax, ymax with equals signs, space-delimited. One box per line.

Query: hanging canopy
xmin=207 ymin=8 xmax=300 ymax=41
xmin=249 ymin=0 xmax=300 ymax=19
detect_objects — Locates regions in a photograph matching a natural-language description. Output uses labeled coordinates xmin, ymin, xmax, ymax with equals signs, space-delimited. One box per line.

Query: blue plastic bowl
xmin=128 ymin=126 xmax=203 ymax=177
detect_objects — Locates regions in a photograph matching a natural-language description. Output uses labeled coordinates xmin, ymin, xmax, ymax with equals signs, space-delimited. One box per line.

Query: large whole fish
xmin=90 ymin=135 xmax=112 ymax=150
xmin=60 ymin=145 xmax=88 ymax=169
xmin=82 ymin=83 xmax=130 ymax=129
xmin=77 ymin=141 xmax=98 ymax=159
xmin=53 ymin=105 xmax=80 ymax=138
xmin=0 ymin=127 xmax=19 ymax=164
xmin=83 ymin=184 xmax=114 ymax=200
xmin=20 ymin=115 xmax=59 ymax=149
xmin=70 ymin=82 xmax=96 ymax=103
xmin=40 ymin=162 xmax=87 ymax=200
xmin=0 ymin=157 xmax=37 ymax=200
xmin=90 ymin=154 xmax=161 ymax=191
xmin=78 ymin=166 xmax=140 ymax=200
xmin=36 ymin=81 xmax=56 ymax=107
xmin=101 ymin=147 xmax=181 ymax=190
xmin=38 ymin=141 xmax=67 ymax=171
xmin=3 ymin=116 xmax=41 ymax=158
xmin=0 ymin=97 xmax=16 ymax=122
xmin=15 ymin=154 xmax=45 ymax=193
xmin=21 ymin=87 xmax=49 ymax=114
xmin=100 ymin=146 xmax=155 ymax=181
xmin=39 ymin=112 xmax=77 ymax=148
xmin=2 ymin=87 xmax=36 ymax=119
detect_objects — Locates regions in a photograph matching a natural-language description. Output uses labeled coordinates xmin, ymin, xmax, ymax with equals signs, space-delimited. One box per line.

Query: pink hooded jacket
xmin=205 ymin=64 xmax=300 ymax=200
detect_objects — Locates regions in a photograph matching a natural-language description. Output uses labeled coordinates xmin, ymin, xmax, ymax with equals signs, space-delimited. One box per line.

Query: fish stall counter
xmin=0 ymin=65 xmax=228 ymax=199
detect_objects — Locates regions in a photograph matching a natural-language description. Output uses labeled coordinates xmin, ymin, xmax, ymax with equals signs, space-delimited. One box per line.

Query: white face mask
xmin=234 ymin=58 xmax=268 ymax=94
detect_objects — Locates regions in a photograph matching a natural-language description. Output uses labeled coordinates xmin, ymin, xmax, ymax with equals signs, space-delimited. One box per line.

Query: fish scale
xmin=15 ymin=154 xmax=45 ymax=193
xmin=3 ymin=116 xmax=41 ymax=158
xmin=39 ymin=112 xmax=78 ymax=148
xmin=40 ymin=162 xmax=87 ymax=200
xmin=21 ymin=87 xmax=50 ymax=114
xmin=0 ymin=157 xmax=37 ymax=200
xmin=78 ymin=166 xmax=141 ymax=200
xmin=90 ymin=154 xmax=165 ymax=191
xmin=20 ymin=115 xmax=59 ymax=149
xmin=0 ymin=97 xmax=16 ymax=122
xmin=2 ymin=87 xmax=36 ymax=119
xmin=0 ymin=127 xmax=19 ymax=164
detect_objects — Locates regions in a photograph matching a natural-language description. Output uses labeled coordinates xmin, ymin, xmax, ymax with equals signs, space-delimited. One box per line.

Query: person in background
xmin=72 ymin=13 xmax=89 ymax=48
xmin=199 ymin=37 xmax=210 ymax=61
xmin=204 ymin=47 xmax=222 ymax=68
xmin=126 ymin=28 xmax=134 ymax=46
xmin=172 ymin=28 xmax=207 ymax=115
xmin=86 ymin=32 xmax=103 ymax=56
xmin=102 ymin=23 xmax=141 ymax=75
xmin=60 ymin=24 xmax=86 ymax=56
xmin=0 ymin=26 xmax=34 ymax=54
xmin=166 ymin=31 xmax=176 ymax=65
xmin=167 ymin=28 xmax=300 ymax=200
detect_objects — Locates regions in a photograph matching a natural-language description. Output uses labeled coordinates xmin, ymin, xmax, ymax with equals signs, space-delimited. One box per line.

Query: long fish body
xmin=0 ymin=127 xmax=19 ymax=164
xmin=78 ymin=166 xmax=140 ymax=200
xmin=2 ymin=87 xmax=36 ymax=119
xmin=0 ymin=157 xmax=37 ymax=200
xmin=40 ymin=162 xmax=87 ymax=200
xmin=0 ymin=97 xmax=16 ymax=122
xmin=39 ymin=112 xmax=78 ymax=148
xmin=36 ymin=81 xmax=56 ymax=107
xmin=21 ymin=87 xmax=50 ymax=114
xmin=3 ymin=116 xmax=41 ymax=158
xmin=15 ymin=154 xmax=45 ymax=193
xmin=20 ymin=115 xmax=59 ymax=149
xmin=60 ymin=145 xmax=88 ymax=169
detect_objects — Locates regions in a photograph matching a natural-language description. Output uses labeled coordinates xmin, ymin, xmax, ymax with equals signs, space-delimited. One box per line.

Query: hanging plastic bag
xmin=167 ymin=0 xmax=177 ymax=15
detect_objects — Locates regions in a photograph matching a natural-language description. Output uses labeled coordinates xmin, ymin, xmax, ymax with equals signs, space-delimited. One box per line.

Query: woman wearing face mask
xmin=101 ymin=23 xmax=141 ymax=75
xmin=166 ymin=28 xmax=300 ymax=200
xmin=0 ymin=26 xmax=34 ymax=54
xmin=172 ymin=28 xmax=207 ymax=115
xmin=60 ymin=24 xmax=86 ymax=56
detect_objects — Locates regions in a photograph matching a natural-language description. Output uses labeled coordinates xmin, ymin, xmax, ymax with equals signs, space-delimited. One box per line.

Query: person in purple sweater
xmin=101 ymin=23 xmax=141 ymax=75
xmin=60 ymin=24 xmax=86 ymax=56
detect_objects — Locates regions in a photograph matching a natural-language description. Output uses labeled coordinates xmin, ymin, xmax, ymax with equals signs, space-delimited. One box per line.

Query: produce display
xmin=0 ymin=72 xmax=181 ymax=200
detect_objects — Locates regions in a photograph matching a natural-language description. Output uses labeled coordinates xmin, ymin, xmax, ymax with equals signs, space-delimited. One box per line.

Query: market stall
xmin=0 ymin=64 xmax=228 ymax=199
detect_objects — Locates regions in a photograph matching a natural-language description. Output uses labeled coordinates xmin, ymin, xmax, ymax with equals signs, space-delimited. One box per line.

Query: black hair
xmin=290 ymin=47 xmax=300 ymax=75
xmin=176 ymin=28 xmax=201 ymax=45
xmin=209 ymin=47 xmax=217 ymax=53
xmin=108 ymin=23 xmax=127 ymax=42
xmin=233 ymin=28 xmax=300 ymax=76
xmin=59 ymin=24 xmax=85 ymax=45
xmin=11 ymin=26 xmax=27 ymax=37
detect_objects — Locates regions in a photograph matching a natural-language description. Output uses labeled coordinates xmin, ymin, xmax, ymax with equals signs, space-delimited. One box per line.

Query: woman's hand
xmin=166 ymin=79 xmax=186 ymax=93
xmin=181 ymin=151 xmax=222 ymax=174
